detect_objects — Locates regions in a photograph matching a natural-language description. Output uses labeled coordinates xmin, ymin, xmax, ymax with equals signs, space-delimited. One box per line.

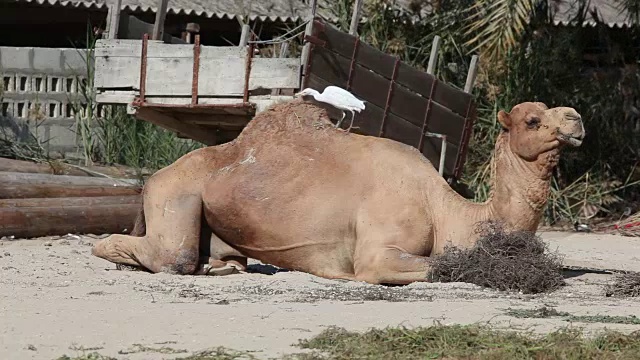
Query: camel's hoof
xmin=116 ymin=263 xmax=143 ymax=272
xmin=203 ymin=263 xmax=242 ymax=276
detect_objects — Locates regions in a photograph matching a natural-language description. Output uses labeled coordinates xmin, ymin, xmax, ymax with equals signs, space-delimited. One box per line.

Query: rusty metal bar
xmin=378 ymin=57 xmax=400 ymax=137
xmin=303 ymin=34 xmax=326 ymax=47
xmin=243 ymin=33 xmax=255 ymax=103
xmin=417 ymin=78 xmax=438 ymax=152
xmin=313 ymin=18 xmax=326 ymax=32
xmin=139 ymin=102 xmax=256 ymax=110
xmin=346 ymin=37 xmax=360 ymax=91
xmin=191 ymin=34 xmax=201 ymax=105
xmin=138 ymin=33 xmax=149 ymax=105
xmin=453 ymin=100 xmax=476 ymax=180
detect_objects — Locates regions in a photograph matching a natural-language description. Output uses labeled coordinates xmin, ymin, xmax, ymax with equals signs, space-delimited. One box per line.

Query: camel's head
xmin=497 ymin=102 xmax=585 ymax=161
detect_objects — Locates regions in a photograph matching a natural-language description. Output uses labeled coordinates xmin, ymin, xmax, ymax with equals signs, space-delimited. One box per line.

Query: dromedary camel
xmin=92 ymin=99 xmax=585 ymax=285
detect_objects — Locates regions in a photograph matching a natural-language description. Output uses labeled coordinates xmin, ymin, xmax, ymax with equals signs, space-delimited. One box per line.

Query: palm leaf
xmin=462 ymin=0 xmax=538 ymax=63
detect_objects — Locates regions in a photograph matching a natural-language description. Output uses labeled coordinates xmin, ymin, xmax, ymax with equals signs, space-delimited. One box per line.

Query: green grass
xmin=290 ymin=325 xmax=640 ymax=360
xmin=55 ymin=324 xmax=640 ymax=360
xmin=505 ymin=306 xmax=640 ymax=325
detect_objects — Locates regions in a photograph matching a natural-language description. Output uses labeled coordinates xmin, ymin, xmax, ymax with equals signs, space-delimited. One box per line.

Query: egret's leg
xmin=335 ymin=111 xmax=346 ymax=128
xmin=346 ymin=110 xmax=357 ymax=132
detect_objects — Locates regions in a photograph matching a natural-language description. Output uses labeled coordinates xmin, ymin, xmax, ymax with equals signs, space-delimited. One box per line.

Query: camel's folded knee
xmin=91 ymin=235 xmax=141 ymax=267
xmin=158 ymin=247 xmax=200 ymax=275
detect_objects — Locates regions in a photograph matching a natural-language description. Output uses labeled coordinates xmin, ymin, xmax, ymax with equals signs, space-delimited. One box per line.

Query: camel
xmin=91 ymin=99 xmax=585 ymax=285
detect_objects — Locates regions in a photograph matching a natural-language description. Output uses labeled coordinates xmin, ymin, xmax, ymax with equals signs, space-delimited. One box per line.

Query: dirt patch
xmin=429 ymin=222 xmax=565 ymax=294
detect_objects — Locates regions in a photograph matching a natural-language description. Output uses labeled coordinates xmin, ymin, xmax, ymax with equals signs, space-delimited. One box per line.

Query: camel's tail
xmin=130 ymin=200 xmax=146 ymax=237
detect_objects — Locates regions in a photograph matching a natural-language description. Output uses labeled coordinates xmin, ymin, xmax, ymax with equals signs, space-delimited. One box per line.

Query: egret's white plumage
xmin=295 ymin=86 xmax=366 ymax=131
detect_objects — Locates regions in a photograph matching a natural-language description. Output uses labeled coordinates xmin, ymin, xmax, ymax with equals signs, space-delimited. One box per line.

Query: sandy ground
xmin=1 ymin=232 xmax=639 ymax=360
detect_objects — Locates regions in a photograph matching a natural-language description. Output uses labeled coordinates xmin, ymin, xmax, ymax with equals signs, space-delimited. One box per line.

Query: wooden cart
xmin=94 ymin=17 xmax=478 ymax=188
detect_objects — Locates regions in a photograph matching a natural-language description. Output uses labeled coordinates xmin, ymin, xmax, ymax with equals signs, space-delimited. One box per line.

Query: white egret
xmin=295 ymin=86 xmax=366 ymax=132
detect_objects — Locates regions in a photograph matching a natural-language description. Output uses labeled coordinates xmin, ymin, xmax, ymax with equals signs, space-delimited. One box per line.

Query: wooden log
xmin=0 ymin=196 xmax=141 ymax=238
xmin=0 ymin=157 xmax=152 ymax=179
xmin=0 ymin=171 xmax=141 ymax=199
xmin=0 ymin=195 xmax=140 ymax=208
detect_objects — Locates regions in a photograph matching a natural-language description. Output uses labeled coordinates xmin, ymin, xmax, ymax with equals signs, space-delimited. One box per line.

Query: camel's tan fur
xmin=92 ymin=99 xmax=585 ymax=284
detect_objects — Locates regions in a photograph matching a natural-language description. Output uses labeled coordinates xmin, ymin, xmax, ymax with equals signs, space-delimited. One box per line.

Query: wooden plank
xmin=146 ymin=41 xmax=195 ymax=58
xmin=307 ymin=73 xmax=460 ymax=176
xmin=300 ymin=19 xmax=315 ymax=71
xmin=197 ymin=48 xmax=248 ymax=96
xmin=146 ymin=59 xmax=194 ymax=96
xmin=179 ymin=114 xmax=251 ymax=128
xmin=94 ymin=40 xmax=143 ymax=90
xmin=95 ymin=39 xmax=150 ymax=57
xmin=427 ymin=102 xmax=466 ymax=146
xmin=94 ymin=57 xmax=141 ymax=90
xmin=152 ymin=0 xmax=169 ymax=41
xmin=309 ymin=47 xmax=466 ymax=145
xmin=95 ymin=42 xmax=298 ymax=95
xmin=135 ymin=107 xmax=217 ymax=145
xmin=313 ymin=21 xmax=473 ymax=117
xmin=96 ymin=90 xmax=136 ymax=104
xmin=106 ymin=0 xmax=122 ymax=40
xmin=250 ymin=57 xmax=301 ymax=90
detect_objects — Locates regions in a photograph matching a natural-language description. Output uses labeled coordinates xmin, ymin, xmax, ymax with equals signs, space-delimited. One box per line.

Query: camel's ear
xmin=497 ymin=110 xmax=512 ymax=130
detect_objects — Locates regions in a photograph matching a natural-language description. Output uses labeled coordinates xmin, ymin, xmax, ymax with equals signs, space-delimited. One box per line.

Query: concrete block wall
xmin=0 ymin=46 xmax=97 ymax=157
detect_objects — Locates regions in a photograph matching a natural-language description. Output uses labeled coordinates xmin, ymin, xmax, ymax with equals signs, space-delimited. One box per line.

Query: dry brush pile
xmin=428 ymin=222 xmax=566 ymax=294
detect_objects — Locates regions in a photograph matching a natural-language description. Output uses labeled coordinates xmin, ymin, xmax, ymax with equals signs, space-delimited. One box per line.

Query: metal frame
xmin=130 ymin=32 xmax=257 ymax=112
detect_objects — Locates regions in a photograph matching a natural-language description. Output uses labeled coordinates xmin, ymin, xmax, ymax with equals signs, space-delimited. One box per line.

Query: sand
xmin=1 ymin=232 xmax=639 ymax=359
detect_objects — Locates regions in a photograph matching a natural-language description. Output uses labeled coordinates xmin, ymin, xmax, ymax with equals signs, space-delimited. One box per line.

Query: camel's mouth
xmin=556 ymin=133 xmax=584 ymax=147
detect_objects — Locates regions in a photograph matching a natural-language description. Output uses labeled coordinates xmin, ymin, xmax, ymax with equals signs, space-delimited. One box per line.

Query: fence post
xmin=464 ymin=55 xmax=479 ymax=93
xmin=349 ymin=0 xmax=365 ymax=35
xmin=239 ymin=24 xmax=250 ymax=47
xmin=106 ymin=0 xmax=122 ymax=39
xmin=426 ymin=35 xmax=441 ymax=75
xmin=152 ymin=0 xmax=169 ymax=41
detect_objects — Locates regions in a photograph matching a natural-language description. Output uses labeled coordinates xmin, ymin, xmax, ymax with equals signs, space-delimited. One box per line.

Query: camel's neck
xmin=431 ymin=132 xmax=557 ymax=251
xmin=483 ymin=132 xmax=556 ymax=230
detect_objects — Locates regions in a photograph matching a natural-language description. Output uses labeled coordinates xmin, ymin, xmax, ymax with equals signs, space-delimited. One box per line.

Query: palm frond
xmin=462 ymin=0 xmax=538 ymax=63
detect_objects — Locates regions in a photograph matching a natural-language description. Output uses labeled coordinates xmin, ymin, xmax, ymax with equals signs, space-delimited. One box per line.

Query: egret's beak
xmin=293 ymin=91 xmax=302 ymax=97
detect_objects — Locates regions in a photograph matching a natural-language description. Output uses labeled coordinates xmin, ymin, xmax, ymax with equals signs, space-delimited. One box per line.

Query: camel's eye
xmin=525 ymin=117 xmax=541 ymax=129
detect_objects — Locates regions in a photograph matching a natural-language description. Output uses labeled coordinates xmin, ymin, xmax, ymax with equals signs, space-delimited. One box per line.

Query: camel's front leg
xmin=92 ymin=193 xmax=202 ymax=275
xmin=355 ymin=247 xmax=432 ymax=285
